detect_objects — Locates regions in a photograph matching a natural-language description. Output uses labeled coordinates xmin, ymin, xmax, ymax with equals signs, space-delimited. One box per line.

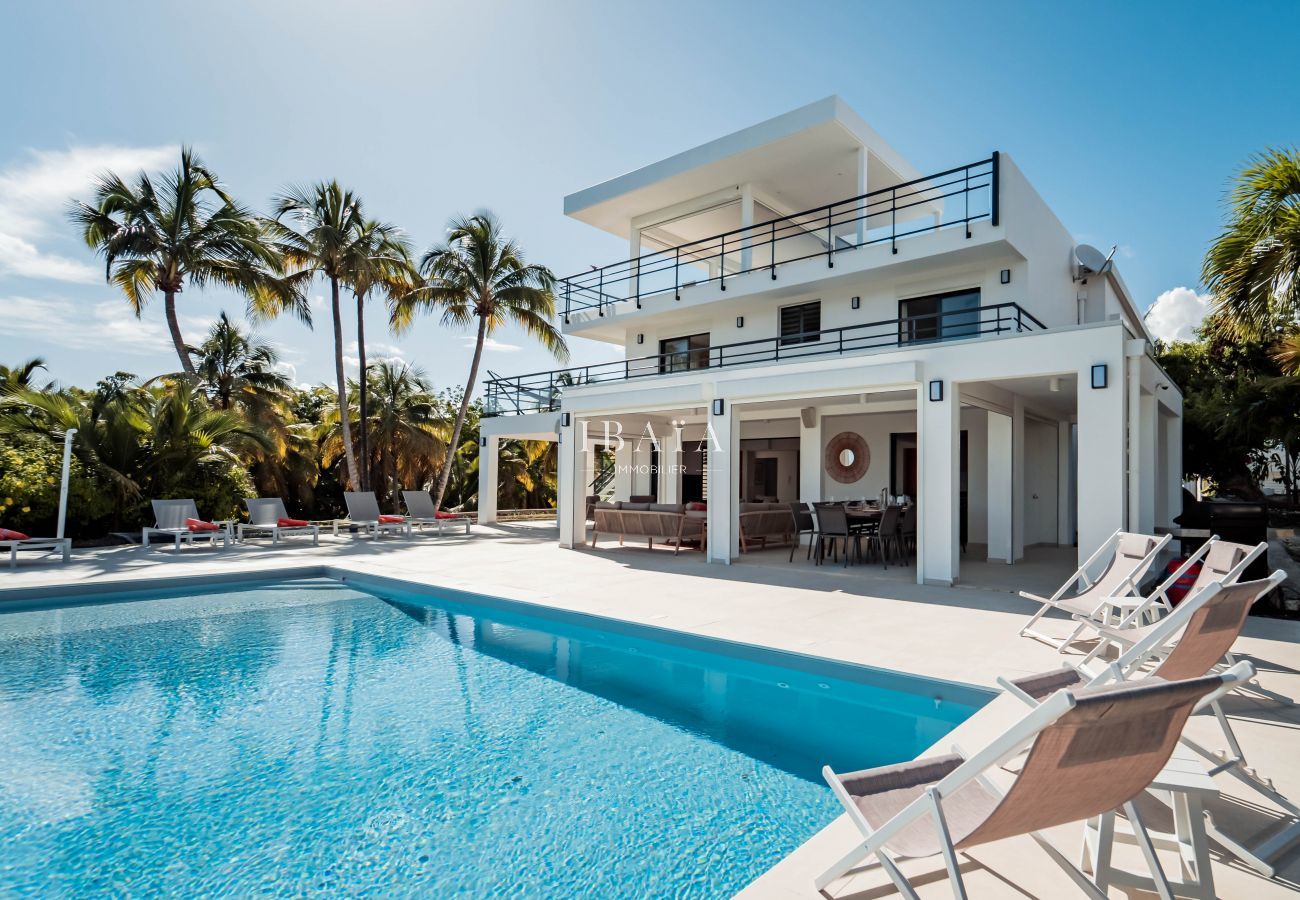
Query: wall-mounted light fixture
xmin=479 ymin=436 xmax=487 ymax=447
xmin=851 ymin=296 xmax=860 ymax=310
xmin=1000 ymin=268 xmax=1011 ymax=284
xmin=1090 ymin=364 xmax=1108 ymax=389
xmin=928 ymin=380 xmax=944 ymax=402
xmin=735 ymin=316 xmax=744 ymax=328
xmin=560 ymin=412 xmax=572 ymax=427
xmin=636 ymin=333 xmax=644 ymax=345
xmin=712 ymin=399 xmax=725 ymax=416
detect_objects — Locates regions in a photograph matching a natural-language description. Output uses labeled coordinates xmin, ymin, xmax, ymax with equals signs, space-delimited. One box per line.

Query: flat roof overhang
xmin=563 ymin=96 xmax=928 ymax=241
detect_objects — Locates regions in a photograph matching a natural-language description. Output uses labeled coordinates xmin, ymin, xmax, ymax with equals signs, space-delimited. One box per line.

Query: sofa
xmin=591 ymin=501 xmax=706 ymax=555
xmin=738 ymin=502 xmax=797 ymax=552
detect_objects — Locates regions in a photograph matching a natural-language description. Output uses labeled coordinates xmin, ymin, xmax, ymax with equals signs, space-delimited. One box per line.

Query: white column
xmin=986 ymin=411 xmax=1013 ymax=563
xmin=477 ymin=436 xmax=499 ymax=524
xmin=918 ymin=381 xmax=960 ymax=585
xmin=1077 ymin=362 xmax=1126 ymax=566
xmin=1011 ymin=396 xmax=1026 ymax=561
xmin=1057 ymin=421 xmax=1073 ymax=546
xmin=1138 ymin=393 xmax=1158 ymax=533
xmin=739 ymin=183 xmax=755 ymax=273
xmin=798 ymin=407 xmax=822 ymax=503
xmin=706 ymin=403 xmax=739 ymax=564
xmin=557 ymin=418 xmax=585 ymax=548
xmin=628 ymin=226 xmax=642 ymax=301
xmin=1163 ymin=413 xmax=1183 ymax=527
xmin=855 ymin=147 xmax=869 ymax=246
xmin=613 ymin=437 xmax=634 ymax=501
xmin=1126 ymin=355 xmax=1142 ymax=532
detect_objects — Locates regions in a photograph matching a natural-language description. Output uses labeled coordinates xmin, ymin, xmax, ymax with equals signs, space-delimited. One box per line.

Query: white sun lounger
xmin=238 ymin=498 xmax=320 ymax=545
xmin=2 ymin=535 xmax=71 ymax=569
xmin=341 ymin=491 xmax=412 ymax=538
xmin=401 ymin=490 xmax=471 ymax=535
xmin=142 ymin=499 xmax=231 ymax=550
xmin=817 ymin=665 xmax=1252 ymax=898
xmin=1018 ymin=529 xmax=1170 ymax=650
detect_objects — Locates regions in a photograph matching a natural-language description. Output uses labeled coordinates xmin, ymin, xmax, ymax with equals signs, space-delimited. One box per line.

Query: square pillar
xmin=706 ymin=403 xmax=739 ymax=564
xmin=558 ymin=418 xmax=586 ymax=548
xmin=739 ymin=183 xmax=755 ymax=272
xmin=613 ymin=438 xmax=634 ymax=500
xmin=1011 ymin=396 xmax=1026 ymax=561
xmin=798 ymin=407 xmax=822 ymax=503
xmin=986 ymin=411 xmax=1013 ymax=563
xmin=1163 ymin=412 xmax=1183 ymax=527
xmin=477 ymin=436 xmax=499 ymax=524
xmin=855 ymin=147 xmax=869 ymax=246
xmin=1077 ymin=361 xmax=1126 ymax=565
xmin=1138 ymin=393 xmax=1158 ymax=533
xmin=628 ymin=226 xmax=642 ymax=301
xmin=918 ymin=381 xmax=960 ymax=585
xmin=1126 ymin=355 xmax=1142 ymax=532
xmin=1057 ymin=421 xmax=1073 ymax=545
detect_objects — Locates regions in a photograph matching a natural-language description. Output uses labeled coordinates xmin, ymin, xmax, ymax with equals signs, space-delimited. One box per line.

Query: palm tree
xmin=391 ymin=212 xmax=568 ymax=512
xmin=346 ymin=219 xmax=414 ymax=491
xmin=191 ymin=313 xmax=292 ymax=411
xmin=271 ymin=182 xmax=374 ymax=489
xmin=71 ymin=148 xmax=304 ymax=378
xmin=1203 ymin=147 xmax=1300 ymax=371
xmin=0 ymin=358 xmax=49 ymax=393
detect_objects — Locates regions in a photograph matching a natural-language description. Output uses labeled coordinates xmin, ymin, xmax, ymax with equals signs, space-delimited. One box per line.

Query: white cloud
xmin=0 ymin=296 xmax=177 ymax=355
xmin=0 ymin=143 xmax=177 ymax=283
xmin=1144 ymin=286 xmax=1213 ymax=343
xmin=464 ymin=336 xmax=521 ymax=353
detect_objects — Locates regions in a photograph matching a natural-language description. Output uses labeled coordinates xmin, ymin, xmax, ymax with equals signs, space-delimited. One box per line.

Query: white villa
xmin=479 ymin=96 xmax=1183 ymax=586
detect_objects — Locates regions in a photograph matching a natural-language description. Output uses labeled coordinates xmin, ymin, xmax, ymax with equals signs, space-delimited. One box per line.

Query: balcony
xmin=484 ymin=301 xmax=1043 ymax=416
xmin=558 ymin=155 xmax=999 ymax=323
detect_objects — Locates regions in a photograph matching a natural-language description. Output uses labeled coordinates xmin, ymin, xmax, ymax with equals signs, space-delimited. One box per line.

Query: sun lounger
xmin=1018 ymin=529 xmax=1169 ymax=650
xmin=142 ymin=499 xmax=231 ymax=550
xmin=401 ymin=490 xmax=472 ymax=535
xmin=341 ymin=491 xmax=412 ymax=538
xmin=817 ymin=666 xmax=1252 ymax=897
xmin=1077 ymin=538 xmax=1266 ymax=666
xmin=238 ymin=498 xmax=320 ymax=545
xmin=1001 ymin=572 xmax=1297 ymax=876
xmin=0 ymin=528 xmax=71 ymax=569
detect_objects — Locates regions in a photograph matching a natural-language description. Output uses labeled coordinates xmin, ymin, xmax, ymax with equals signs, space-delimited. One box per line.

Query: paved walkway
xmin=3 ymin=522 xmax=1298 ymax=897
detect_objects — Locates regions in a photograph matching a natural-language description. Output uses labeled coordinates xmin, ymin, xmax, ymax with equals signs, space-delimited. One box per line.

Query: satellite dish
xmin=1073 ymin=244 xmax=1116 ymax=282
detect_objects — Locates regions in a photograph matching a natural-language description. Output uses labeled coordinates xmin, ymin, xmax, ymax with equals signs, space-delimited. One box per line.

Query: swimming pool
xmin=0 ymin=575 xmax=990 ymax=896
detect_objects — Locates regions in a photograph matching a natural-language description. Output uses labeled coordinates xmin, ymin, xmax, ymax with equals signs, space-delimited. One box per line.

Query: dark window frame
xmin=779 ymin=300 xmax=821 ymax=346
xmin=658 ymin=332 xmax=710 ymax=373
xmin=898 ymin=288 xmax=981 ymax=344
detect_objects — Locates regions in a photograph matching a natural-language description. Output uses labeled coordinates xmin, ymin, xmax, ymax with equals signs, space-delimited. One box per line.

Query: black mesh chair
xmin=788 ymin=502 xmax=816 ymax=562
xmin=813 ymin=502 xmax=859 ymax=567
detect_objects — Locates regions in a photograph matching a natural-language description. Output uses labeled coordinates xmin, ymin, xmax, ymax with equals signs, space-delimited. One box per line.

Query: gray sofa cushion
xmin=650 ymin=503 xmax=685 ymax=514
xmin=621 ymin=502 xmax=651 ymax=511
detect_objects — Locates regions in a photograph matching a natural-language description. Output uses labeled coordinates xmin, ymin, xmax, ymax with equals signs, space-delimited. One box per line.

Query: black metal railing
xmin=558 ymin=154 xmax=999 ymax=321
xmin=484 ymin=301 xmax=1044 ymax=416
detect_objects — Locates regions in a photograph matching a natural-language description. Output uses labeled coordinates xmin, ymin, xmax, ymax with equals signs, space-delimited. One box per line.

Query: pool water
xmin=0 ymin=578 xmax=988 ymax=897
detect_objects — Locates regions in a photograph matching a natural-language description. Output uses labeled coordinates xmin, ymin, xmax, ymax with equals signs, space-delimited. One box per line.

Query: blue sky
xmin=1 ymin=0 xmax=1296 ymax=391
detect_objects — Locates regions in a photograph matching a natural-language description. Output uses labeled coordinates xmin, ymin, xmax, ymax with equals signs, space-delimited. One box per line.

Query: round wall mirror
xmin=825 ymin=432 xmax=870 ymax=483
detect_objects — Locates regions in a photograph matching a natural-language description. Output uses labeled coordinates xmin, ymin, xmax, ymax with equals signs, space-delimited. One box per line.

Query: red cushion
xmin=686 ymin=502 xmax=707 ymax=512
xmin=378 ymin=514 xmax=405 ymax=524
xmin=0 ymin=528 xmax=31 ymax=541
xmin=278 ymin=517 xmax=310 ymax=527
xmin=186 ymin=518 xmax=220 ymax=533
xmin=435 ymin=511 xmax=460 ymax=519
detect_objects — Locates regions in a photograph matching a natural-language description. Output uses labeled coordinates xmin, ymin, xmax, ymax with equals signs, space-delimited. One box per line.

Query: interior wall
xmin=744 ymin=449 xmax=798 ymax=502
xmin=820 ymin=411 xmax=916 ymax=502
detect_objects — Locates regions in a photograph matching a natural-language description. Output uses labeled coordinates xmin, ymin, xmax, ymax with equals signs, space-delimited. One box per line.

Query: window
xmin=899 ymin=289 xmax=980 ymax=344
xmin=659 ymin=333 xmax=710 ymax=373
xmin=780 ymin=301 xmax=821 ymax=346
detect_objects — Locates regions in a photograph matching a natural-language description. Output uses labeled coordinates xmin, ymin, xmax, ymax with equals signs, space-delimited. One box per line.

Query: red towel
xmin=378 ymin=514 xmax=405 ymax=524
xmin=435 ymin=511 xmax=460 ymax=519
xmin=186 ymin=518 xmax=220 ymax=533
xmin=278 ymin=517 xmax=310 ymax=527
xmin=0 ymin=528 xmax=31 ymax=541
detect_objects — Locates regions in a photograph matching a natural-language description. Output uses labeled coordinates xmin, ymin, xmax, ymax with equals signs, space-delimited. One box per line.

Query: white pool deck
xmin=3 ymin=521 xmax=1299 ymax=898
